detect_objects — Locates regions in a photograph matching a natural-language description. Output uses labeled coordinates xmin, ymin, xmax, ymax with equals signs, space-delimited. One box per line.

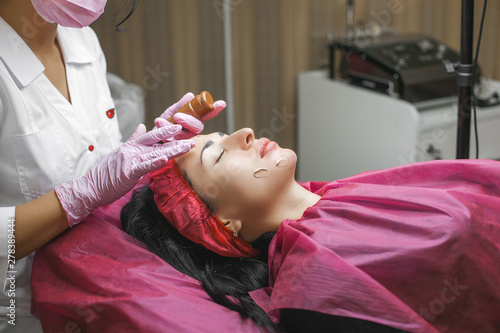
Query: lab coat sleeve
xmin=0 ymin=207 xmax=15 ymax=289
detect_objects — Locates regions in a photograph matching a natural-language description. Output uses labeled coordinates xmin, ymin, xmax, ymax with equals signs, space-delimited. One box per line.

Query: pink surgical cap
xmin=149 ymin=160 xmax=260 ymax=258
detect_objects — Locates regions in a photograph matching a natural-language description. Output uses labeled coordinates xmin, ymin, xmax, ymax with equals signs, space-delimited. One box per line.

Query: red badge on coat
xmin=106 ymin=109 xmax=115 ymax=119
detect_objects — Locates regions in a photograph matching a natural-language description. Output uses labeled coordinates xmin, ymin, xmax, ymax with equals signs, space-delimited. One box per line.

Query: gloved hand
xmin=55 ymin=123 xmax=194 ymax=227
xmin=156 ymin=92 xmax=226 ymax=139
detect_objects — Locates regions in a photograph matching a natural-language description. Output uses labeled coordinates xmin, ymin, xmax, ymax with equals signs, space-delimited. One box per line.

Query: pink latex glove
xmin=55 ymin=124 xmax=194 ymax=227
xmin=156 ymin=92 xmax=226 ymax=139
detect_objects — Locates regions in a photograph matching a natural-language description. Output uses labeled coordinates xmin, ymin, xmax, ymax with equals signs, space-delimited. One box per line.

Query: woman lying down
xmin=121 ymin=128 xmax=500 ymax=333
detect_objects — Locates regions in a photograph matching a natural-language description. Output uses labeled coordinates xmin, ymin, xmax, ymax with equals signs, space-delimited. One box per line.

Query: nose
xmin=226 ymin=128 xmax=254 ymax=150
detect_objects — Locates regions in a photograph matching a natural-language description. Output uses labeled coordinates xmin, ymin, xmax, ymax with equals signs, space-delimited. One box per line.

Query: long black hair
xmin=121 ymin=185 xmax=282 ymax=332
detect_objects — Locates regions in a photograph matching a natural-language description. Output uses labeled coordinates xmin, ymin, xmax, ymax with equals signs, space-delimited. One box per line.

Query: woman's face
xmin=175 ymin=128 xmax=297 ymax=242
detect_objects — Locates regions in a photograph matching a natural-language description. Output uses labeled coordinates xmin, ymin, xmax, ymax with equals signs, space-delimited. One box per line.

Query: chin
xmin=275 ymin=151 xmax=297 ymax=181
xmin=281 ymin=149 xmax=297 ymax=168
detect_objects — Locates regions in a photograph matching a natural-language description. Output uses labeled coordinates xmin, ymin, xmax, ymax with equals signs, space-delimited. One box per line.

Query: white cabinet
xmin=297 ymin=70 xmax=500 ymax=181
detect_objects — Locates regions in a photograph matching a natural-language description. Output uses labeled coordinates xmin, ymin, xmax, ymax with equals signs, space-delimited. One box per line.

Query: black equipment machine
xmin=327 ymin=33 xmax=478 ymax=104
xmin=331 ymin=0 xmax=492 ymax=159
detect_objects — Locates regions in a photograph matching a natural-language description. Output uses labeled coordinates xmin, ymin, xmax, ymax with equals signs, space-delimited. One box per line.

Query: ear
xmin=218 ymin=217 xmax=242 ymax=236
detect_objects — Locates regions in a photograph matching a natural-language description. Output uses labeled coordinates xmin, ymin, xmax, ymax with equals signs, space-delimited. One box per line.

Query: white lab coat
xmin=0 ymin=17 xmax=121 ymax=331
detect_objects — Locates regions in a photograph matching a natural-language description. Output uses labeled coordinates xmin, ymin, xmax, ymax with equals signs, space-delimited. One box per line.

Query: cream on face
xmin=253 ymin=168 xmax=269 ymax=178
xmin=275 ymin=156 xmax=288 ymax=167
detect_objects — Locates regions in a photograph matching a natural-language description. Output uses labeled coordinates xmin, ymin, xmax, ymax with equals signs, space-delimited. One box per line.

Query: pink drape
xmin=251 ymin=159 xmax=500 ymax=333
xmin=31 ymin=178 xmax=262 ymax=332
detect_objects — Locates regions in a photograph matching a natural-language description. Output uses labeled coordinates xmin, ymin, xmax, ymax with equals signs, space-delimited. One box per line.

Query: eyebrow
xmin=200 ymin=132 xmax=225 ymax=165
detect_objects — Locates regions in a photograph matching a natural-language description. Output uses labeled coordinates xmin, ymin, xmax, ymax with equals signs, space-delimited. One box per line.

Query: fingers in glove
xmin=173 ymin=113 xmax=204 ymax=134
xmin=150 ymin=139 xmax=194 ymax=150
xmin=170 ymin=129 xmax=201 ymax=140
xmin=201 ymin=100 xmax=226 ymax=122
xmin=130 ymin=156 xmax=170 ymax=179
xmin=127 ymin=124 xmax=147 ymax=141
xmin=159 ymin=92 xmax=195 ymax=120
xmin=154 ymin=117 xmax=170 ymax=129
xmin=134 ymin=141 xmax=194 ymax=166
xmin=142 ymin=140 xmax=194 ymax=161
xmin=130 ymin=141 xmax=194 ymax=178
xmin=155 ymin=115 xmax=201 ymax=141
xmin=134 ymin=125 xmax=183 ymax=146
xmin=155 ymin=117 xmax=194 ymax=142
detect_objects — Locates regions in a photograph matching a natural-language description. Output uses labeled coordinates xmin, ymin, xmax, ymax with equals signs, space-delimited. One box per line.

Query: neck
xmin=262 ymin=181 xmax=321 ymax=233
xmin=0 ymin=0 xmax=58 ymax=53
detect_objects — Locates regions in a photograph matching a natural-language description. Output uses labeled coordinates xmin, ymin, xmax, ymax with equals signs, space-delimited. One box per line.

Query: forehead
xmin=194 ymin=132 xmax=222 ymax=158
xmin=175 ymin=132 xmax=220 ymax=169
xmin=195 ymin=132 xmax=222 ymax=148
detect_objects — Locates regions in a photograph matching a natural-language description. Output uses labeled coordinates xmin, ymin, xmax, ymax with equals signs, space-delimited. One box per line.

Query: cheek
xmin=226 ymin=172 xmax=276 ymax=210
xmin=198 ymin=162 xmax=248 ymax=203
xmin=200 ymin=153 xmax=296 ymax=209
xmin=224 ymin=158 xmax=250 ymax=177
xmin=211 ymin=171 xmax=262 ymax=208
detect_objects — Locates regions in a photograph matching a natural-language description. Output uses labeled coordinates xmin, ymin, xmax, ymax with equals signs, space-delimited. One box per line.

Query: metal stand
xmin=456 ymin=0 xmax=475 ymax=159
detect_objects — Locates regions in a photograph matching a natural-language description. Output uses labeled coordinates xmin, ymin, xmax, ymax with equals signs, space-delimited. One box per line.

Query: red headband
xmin=148 ymin=160 xmax=260 ymax=258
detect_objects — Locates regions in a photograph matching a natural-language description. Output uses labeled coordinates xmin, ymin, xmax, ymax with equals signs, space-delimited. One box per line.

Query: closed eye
xmin=215 ymin=149 xmax=225 ymax=164
xmin=200 ymin=132 xmax=226 ymax=165
xmin=214 ymin=132 xmax=227 ymax=165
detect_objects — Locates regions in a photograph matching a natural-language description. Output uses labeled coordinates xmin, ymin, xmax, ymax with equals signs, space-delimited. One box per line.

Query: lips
xmin=260 ymin=138 xmax=276 ymax=158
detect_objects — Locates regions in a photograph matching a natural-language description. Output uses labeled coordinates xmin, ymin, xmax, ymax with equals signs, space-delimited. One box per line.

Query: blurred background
xmin=91 ymin=0 xmax=500 ymax=153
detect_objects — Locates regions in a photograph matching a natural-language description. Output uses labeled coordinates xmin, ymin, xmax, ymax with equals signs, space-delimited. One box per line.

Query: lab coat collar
xmin=56 ymin=26 xmax=95 ymax=65
xmin=0 ymin=17 xmax=44 ymax=88
xmin=0 ymin=18 xmax=95 ymax=88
